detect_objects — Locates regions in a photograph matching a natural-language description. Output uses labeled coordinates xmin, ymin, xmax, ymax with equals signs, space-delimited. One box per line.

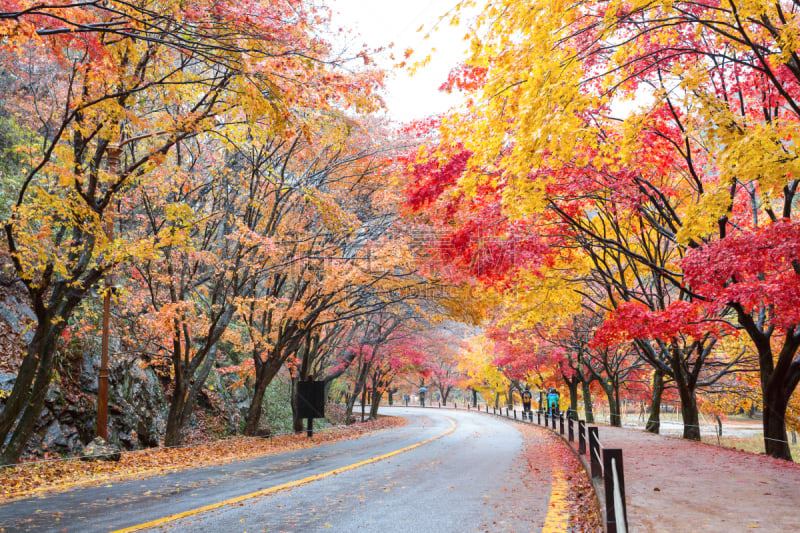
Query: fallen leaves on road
xmin=0 ymin=416 xmax=406 ymax=503
xmin=555 ymin=441 xmax=603 ymax=533
xmin=517 ymin=425 xmax=602 ymax=532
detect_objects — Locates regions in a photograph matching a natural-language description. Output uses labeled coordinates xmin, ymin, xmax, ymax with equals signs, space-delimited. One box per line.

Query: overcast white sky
xmin=328 ymin=0 xmax=474 ymax=122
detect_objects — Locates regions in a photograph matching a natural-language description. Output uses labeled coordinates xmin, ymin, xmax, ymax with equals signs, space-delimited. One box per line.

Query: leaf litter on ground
xmin=0 ymin=416 xmax=406 ymax=502
xmin=517 ymin=424 xmax=603 ymax=532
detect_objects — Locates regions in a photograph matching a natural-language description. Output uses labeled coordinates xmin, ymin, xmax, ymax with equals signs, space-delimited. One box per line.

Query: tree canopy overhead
xmin=399 ymin=0 xmax=800 ymax=460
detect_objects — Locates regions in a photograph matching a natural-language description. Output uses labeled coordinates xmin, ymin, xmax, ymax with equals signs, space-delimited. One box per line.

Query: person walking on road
xmin=547 ymin=388 xmax=560 ymax=417
xmin=521 ymin=386 xmax=533 ymax=421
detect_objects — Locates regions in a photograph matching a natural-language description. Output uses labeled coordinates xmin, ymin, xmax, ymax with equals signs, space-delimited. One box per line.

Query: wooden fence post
xmin=589 ymin=426 xmax=601 ymax=478
xmin=603 ymin=448 xmax=627 ymax=533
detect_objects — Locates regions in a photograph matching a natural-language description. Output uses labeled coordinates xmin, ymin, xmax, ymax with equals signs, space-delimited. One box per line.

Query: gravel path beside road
xmin=597 ymin=425 xmax=800 ymax=532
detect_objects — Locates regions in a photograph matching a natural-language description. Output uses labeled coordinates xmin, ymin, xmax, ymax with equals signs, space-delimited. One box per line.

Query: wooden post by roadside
xmin=589 ymin=427 xmax=601 ymax=478
xmin=579 ymin=420 xmax=587 ymax=454
xmin=603 ymin=448 xmax=627 ymax=533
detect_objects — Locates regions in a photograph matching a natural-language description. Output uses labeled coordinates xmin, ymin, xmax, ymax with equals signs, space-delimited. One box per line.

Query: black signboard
xmin=297 ymin=380 xmax=326 ymax=419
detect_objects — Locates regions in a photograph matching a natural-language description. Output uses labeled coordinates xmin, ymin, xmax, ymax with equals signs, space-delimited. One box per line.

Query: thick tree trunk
xmin=756 ymin=338 xmax=799 ymax=460
xmin=734 ymin=300 xmax=800 ymax=460
xmin=607 ymin=393 xmax=621 ymax=427
xmin=599 ymin=381 xmax=622 ymax=427
xmin=345 ymin=368 xmax=367 ymax=425
xmin=164 ymin=382 xmax=185 ymax=447
xmin=646 ymin=369 xmax=664 ymax=434
xmin=164 ymin=345 xmax=218 ymax=446
xmin=245 ymin=380 xmax=268 ymax=436
xmin=0 ymin=328 xmax=47 ymax=443
xmin=581 ymin=380 xmax=594 ymax=423
xmin=244 ymin=359 xmax=278 ymax=436
xmin=0 ymin=350 xmax=55 ymax=464
xmin=360 ymin=384 xmax=367 ymax=422
xmin=472 ymin=388 xmax=478 ymax=407
xmin=671 ymin=350 xmax=701 ymax=441
xmin=344 ymin=392 xmax=356 ymax=425
xmin=177 ymin=348 xmax=216 ymax=432
xmin=345 ymin=380 xmax=364 ymax=425
xmin=163 ymin=304 xmax=234 ymax=447
xmin=677 ymin=387 xmax=701 ymax=441
xmin=762 ymin=385 xmax=793 ymax=460
xmin=369 ymin=391 xmax=382 ymax=420
xmin=164 ymin=340 xmax=190 ymax=447
xmin=0 ymin=315 xmax=71 ymax=464
xmin=567 ymin=379 xmax=579 ymax=420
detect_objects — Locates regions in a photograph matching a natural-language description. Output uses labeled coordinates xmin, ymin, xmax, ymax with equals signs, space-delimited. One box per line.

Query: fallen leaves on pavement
xmin=518 ymin=424 xmax=602 ymax=532
xmin=0 ymin=416 xmax=406 ymax=503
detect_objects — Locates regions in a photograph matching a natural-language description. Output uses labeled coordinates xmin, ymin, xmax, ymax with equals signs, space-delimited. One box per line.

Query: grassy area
xmin=581 ymin=408 xmax=800 ymax=463
xmin=713 ymin=435 xmax=800 ymax=463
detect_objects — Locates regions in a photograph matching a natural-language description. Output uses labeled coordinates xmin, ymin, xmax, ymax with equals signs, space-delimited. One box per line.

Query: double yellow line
xmin=114 ymin=418 xmax=456 ymax=532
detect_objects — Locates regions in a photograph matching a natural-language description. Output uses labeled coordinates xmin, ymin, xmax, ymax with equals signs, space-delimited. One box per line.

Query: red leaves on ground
xmin=518 ymin=425 xmax=602 ymax=532
xmin=549 ymin=437 xmax=603 ymax=533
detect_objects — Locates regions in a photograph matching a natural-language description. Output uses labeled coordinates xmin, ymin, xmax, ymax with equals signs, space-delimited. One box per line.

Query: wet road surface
xmin=0 ymin=407 xmax=558 ymax=532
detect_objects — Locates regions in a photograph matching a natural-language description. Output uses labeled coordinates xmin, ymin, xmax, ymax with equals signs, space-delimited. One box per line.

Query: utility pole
xmin=97 ymin=145 xmax=121 ymax=440
xmin=97 ymin=133 xmax=169 ymax=439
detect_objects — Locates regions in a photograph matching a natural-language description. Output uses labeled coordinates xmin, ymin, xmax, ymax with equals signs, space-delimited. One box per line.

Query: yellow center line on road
xmin=113 ymin=417 xmax=457 ymax=533
xmin=542 ymin=460 xmax=570 ymax=532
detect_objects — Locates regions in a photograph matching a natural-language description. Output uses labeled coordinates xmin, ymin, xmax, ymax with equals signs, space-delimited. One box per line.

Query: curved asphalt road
xmin=0 ymin=407 xmax=559 ymax=532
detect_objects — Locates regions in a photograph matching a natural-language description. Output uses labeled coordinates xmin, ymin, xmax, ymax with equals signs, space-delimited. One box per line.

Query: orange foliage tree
xmin=0 ymin=0 xmax=383 ymax=458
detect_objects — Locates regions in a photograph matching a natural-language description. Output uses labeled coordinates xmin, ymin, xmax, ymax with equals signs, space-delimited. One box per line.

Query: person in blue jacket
xmin=547 ymin=387 xmax=560 ymax=417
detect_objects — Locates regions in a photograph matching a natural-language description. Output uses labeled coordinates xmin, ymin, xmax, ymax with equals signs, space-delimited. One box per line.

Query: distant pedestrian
xmin=547 ymin=387 xmax=560 ymax=417
xmin=521 ymin=386 xmax=533 ymax=420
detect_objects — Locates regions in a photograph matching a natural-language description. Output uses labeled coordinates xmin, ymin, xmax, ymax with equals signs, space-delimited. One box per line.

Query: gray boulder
xmin=0 ymin=293 xmax=35 ymax=343
xmin=0 ymin=372 xmax=13 ymax=393
xmin=80 ymin=437 xmax=121 ymax=462
xmin=42 ymin=420 xmax=68 ymax=451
